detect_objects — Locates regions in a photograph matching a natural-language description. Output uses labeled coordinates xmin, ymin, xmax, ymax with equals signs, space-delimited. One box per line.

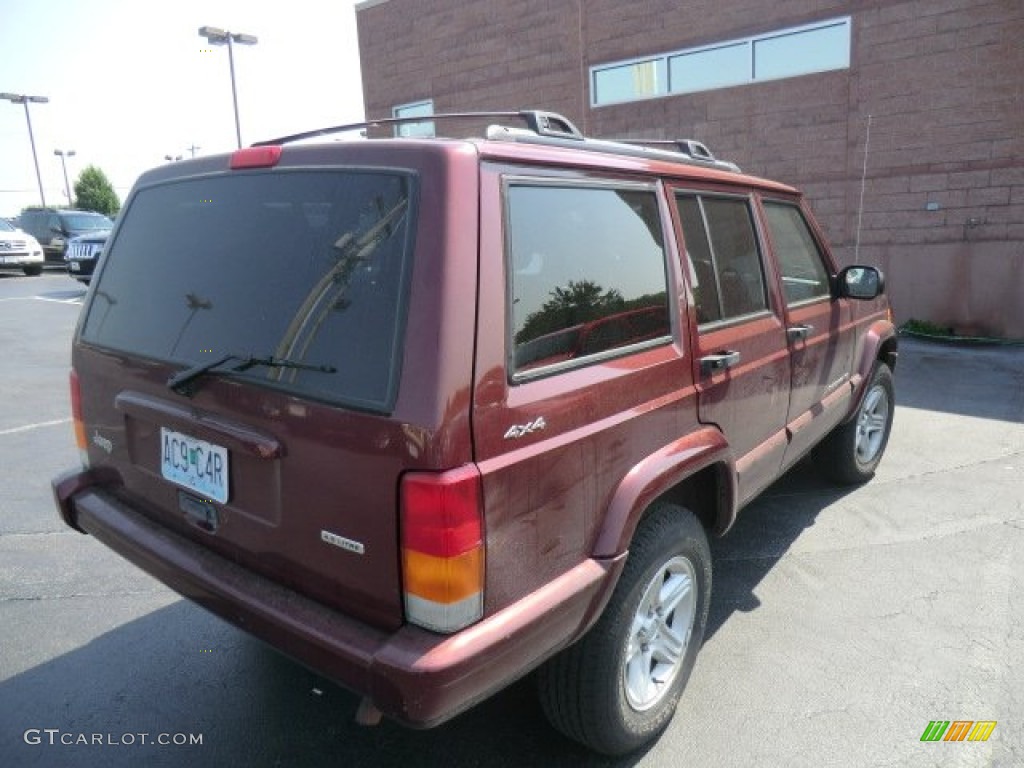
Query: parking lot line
xmin=0 ymin=417 xmax=71 ymax=437
xmin=33 ymin=296 xmax=83 ymax=305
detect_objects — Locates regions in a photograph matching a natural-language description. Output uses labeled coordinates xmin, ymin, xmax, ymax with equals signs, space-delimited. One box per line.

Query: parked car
xmin=53 ymin=110 xmax=896 ymax=756
xmin=0 ymin=217 xmax=44 ymax=276
xmin=65 ymin=230 xmax=110 ymax=284
xmin=16 ymin=207 xmax=113 ymax=264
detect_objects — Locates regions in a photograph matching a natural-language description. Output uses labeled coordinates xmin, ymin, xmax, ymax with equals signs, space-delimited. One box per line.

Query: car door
xmin=759 ymin=199 xmax=856 ymax=468
xmin=673 ymin=190 xmax=791 ymax=506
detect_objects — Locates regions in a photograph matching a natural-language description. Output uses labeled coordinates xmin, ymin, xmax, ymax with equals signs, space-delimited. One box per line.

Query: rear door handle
xmin=700 ymin=350 xmax=741 ymax=374
xmin=787 ymin=324 xmax=814 ymax=341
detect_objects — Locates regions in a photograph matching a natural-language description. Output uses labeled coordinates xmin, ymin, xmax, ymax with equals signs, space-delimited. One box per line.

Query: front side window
xmin=763 ymin=202 xmax=830 ymax=305
xmin=507 ymin=184 xmax=670 ymax=375
xmin=80 ymin=170 xmax=415 ymax=412
xmin=677 ymin=194 xmax=768 ymax=324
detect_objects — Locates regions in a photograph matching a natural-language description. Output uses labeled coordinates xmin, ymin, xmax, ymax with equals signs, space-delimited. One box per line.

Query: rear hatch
xmin=74 ymin=151 xmax=421 ymax=629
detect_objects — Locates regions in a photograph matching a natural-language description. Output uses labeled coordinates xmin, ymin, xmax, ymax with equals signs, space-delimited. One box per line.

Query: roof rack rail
xmin=251 ymin=107 xmax=739 ymax=173
xmin=612 ymin=138 xmax=717 ymax=161
xmin=485 ymin=125 xmax=741 ymax=173
xmin=252 ymin=110 xmax=583 ymax=147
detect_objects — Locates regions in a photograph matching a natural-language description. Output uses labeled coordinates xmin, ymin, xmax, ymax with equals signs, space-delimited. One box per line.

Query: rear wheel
xmin=817 ymin=363 xmax=894 ymax=484
xmin=22 ymin=265 xmax=42 ymax=276
xmin=537 ymin=504 xmax=711 ymax=756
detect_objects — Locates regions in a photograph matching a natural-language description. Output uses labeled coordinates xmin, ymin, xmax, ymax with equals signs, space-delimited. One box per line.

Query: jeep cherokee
xmin=53 ymin=110 xmax=896 ymax=756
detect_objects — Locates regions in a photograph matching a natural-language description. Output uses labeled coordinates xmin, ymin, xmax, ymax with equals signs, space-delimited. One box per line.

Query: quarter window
xmin=763 ymin=202 xmax=831 ymax=305
xmin=507 ymin=185 xmax=670 ymax=375
xmin=676 ymin=194 xmax=768 ymax=324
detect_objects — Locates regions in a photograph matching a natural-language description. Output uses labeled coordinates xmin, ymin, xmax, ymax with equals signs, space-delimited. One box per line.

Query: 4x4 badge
xmin=503 ymin=417 xmax=546 ymax=440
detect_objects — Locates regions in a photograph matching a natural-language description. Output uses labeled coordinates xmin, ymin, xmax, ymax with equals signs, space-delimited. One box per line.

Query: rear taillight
xmin=70 ymin=369 xmax=89 ymax=467
xmin=400 ymin=465 xmax=485 ymax=633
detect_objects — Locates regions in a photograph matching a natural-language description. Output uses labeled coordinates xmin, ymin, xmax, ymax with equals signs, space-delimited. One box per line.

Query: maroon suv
xmin=53 ymin=111 xmax=896 ymax=755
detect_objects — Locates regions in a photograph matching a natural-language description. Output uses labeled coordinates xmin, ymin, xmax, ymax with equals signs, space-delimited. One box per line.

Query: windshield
xmin=60 ymin=213 xmax=113 ymax=231
xmin=80 ymin=170 xmax=416 ymax=412
xmin=0 ymin=219 xmax=16 ymax=232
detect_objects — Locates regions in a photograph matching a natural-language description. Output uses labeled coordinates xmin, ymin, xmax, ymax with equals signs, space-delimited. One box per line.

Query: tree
xmin=73 ymin=165 xmax=120 ymax=215
xmin=517 ymin=280 xmax=625 ymax=343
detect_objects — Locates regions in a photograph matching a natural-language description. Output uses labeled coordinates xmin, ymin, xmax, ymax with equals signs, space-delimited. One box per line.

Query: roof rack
xmin=252 ymin=110 xmax=583 ymax=147
xmin=252 ymin=108 xmax=739 ymax=173
xmin=485 ymin=124 xmax=740 ymax=173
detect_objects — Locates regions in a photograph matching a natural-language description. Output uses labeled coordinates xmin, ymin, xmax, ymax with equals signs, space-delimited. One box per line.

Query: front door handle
xmin=700 ymin=350 xmax=741 ymax=374
xmin=787 ymin=324 xmax=814 ymax=341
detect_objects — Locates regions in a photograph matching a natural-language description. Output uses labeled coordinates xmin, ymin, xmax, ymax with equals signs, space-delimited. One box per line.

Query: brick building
xmin=356 ymin=0 xmax=1024 ymax=337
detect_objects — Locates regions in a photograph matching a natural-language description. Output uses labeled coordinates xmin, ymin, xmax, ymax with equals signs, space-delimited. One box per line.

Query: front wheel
xmin=816 ymin=363 xmax=894 ymax=484
xmin=537 ymin=504 xmax=711 ymax=756
xmin=23 ymin=265 xmax=42 ymax=276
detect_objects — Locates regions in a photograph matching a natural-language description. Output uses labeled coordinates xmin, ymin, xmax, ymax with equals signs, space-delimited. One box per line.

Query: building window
xmin=591 ymin=17 xmax=851 ymax=106
xmin=753 ymin=22 xmax=850 ymax=81
xmin=392 ymin=99 xmax=434 ymax=137
xmin=592 ymin=59 xmax=667 ymax=106
xmin=668 ymin=42 xmax=750 ymax=94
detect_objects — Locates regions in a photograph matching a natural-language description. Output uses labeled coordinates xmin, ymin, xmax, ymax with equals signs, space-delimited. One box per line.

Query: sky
xmin=0 ymin=0 xmax=366 ymax=217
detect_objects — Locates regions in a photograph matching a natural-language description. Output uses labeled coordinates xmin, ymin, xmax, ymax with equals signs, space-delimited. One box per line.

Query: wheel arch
xmin=847 ymin=319 xmax=898 ymax=421
xmin=591 ymin=426 xmax=737 ymax=560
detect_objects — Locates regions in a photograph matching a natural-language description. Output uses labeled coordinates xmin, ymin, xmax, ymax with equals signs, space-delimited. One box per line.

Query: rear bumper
xmin=52 ymin=468 xmax=623 ymax=727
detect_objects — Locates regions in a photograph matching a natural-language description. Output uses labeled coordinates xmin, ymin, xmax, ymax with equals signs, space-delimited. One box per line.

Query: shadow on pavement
xmin=1 ymin=599 xmax=644 ymax=768
xmin=893 ymin=337 xmax=1024 ymax=423
xmin=706 ymin=458 xmax=856 ymax=641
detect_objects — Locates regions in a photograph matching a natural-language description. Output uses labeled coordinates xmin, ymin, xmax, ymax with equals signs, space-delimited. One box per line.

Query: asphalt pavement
xmin=1 ymin=272 xmax=1021 ymax=767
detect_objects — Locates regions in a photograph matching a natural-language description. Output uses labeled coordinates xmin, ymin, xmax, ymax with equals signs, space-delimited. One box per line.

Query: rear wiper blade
xmin=167 ymin=353 xmax=337 ymax=396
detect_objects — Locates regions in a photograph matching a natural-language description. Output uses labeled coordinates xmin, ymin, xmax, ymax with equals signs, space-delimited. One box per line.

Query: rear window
xmin=61 ymin=213 xmax=113 ymax=230
xmin=80 ymin=170 xmax=415 ymax=412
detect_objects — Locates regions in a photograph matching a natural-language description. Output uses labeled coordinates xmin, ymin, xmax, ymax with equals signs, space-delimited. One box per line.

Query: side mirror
xmin=837 ymin=266 xmax=884 ymax=300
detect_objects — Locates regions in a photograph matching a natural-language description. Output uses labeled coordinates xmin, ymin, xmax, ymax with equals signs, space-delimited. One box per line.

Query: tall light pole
xmin=54 ymin=149 xmax=76 ymax=207
xmin=1 ymin=92 xmax=49 ymax=207
xmin=198 ymin=26 xmax=258 ymax=148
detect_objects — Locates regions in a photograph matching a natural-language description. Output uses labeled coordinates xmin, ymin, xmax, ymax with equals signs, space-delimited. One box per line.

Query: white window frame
xmin=392 ymin=99 xmax=435 ymax=137
xmin=590 ymin=17 xmax=851 ymax=107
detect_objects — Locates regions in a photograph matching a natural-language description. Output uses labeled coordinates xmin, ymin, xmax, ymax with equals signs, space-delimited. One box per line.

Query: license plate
xmin=160 ymin=428 xmax=229 ymax=504
xmin=69 ymin=262 xmax=80 ymax=272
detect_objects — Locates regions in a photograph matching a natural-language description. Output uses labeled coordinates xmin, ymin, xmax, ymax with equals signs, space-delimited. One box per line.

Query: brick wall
xmin=358 ymin=0 xmax=1024 ymax=336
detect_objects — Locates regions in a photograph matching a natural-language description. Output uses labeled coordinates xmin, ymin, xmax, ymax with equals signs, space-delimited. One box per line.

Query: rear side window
xmin=506 ymin=184 xmax=670 ymax=376
xmin=80 ymin=170 xmax=415 ymax=412
xmin=763 ymin=202 xmax=831 ymax=305
xmin=676 ymin=194 xmax=768 ymax=324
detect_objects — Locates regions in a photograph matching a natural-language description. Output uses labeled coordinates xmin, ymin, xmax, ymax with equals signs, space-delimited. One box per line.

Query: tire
xmin=537 ymin=504 xmax=711 ymax=756
xmin=22 ymin=265 xmax=42 ymax=276
xmin=816 ymin=363 xmax=894 ymax=485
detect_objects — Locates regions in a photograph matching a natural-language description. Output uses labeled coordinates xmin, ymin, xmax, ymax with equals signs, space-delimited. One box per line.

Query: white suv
xmin=0 ymin=218 xmax=44 ymax=276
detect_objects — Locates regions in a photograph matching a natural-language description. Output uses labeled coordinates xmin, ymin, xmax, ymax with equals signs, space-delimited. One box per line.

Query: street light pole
xmin=1 ymin=93 xmax=50 ymax=207
xmin=225 ymin=34 xmax=242 ymax=149
xmin=198 ymin=26 xmax=258 ymax=149
xmin=54 ymin=149 xmax=76 ymax=207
